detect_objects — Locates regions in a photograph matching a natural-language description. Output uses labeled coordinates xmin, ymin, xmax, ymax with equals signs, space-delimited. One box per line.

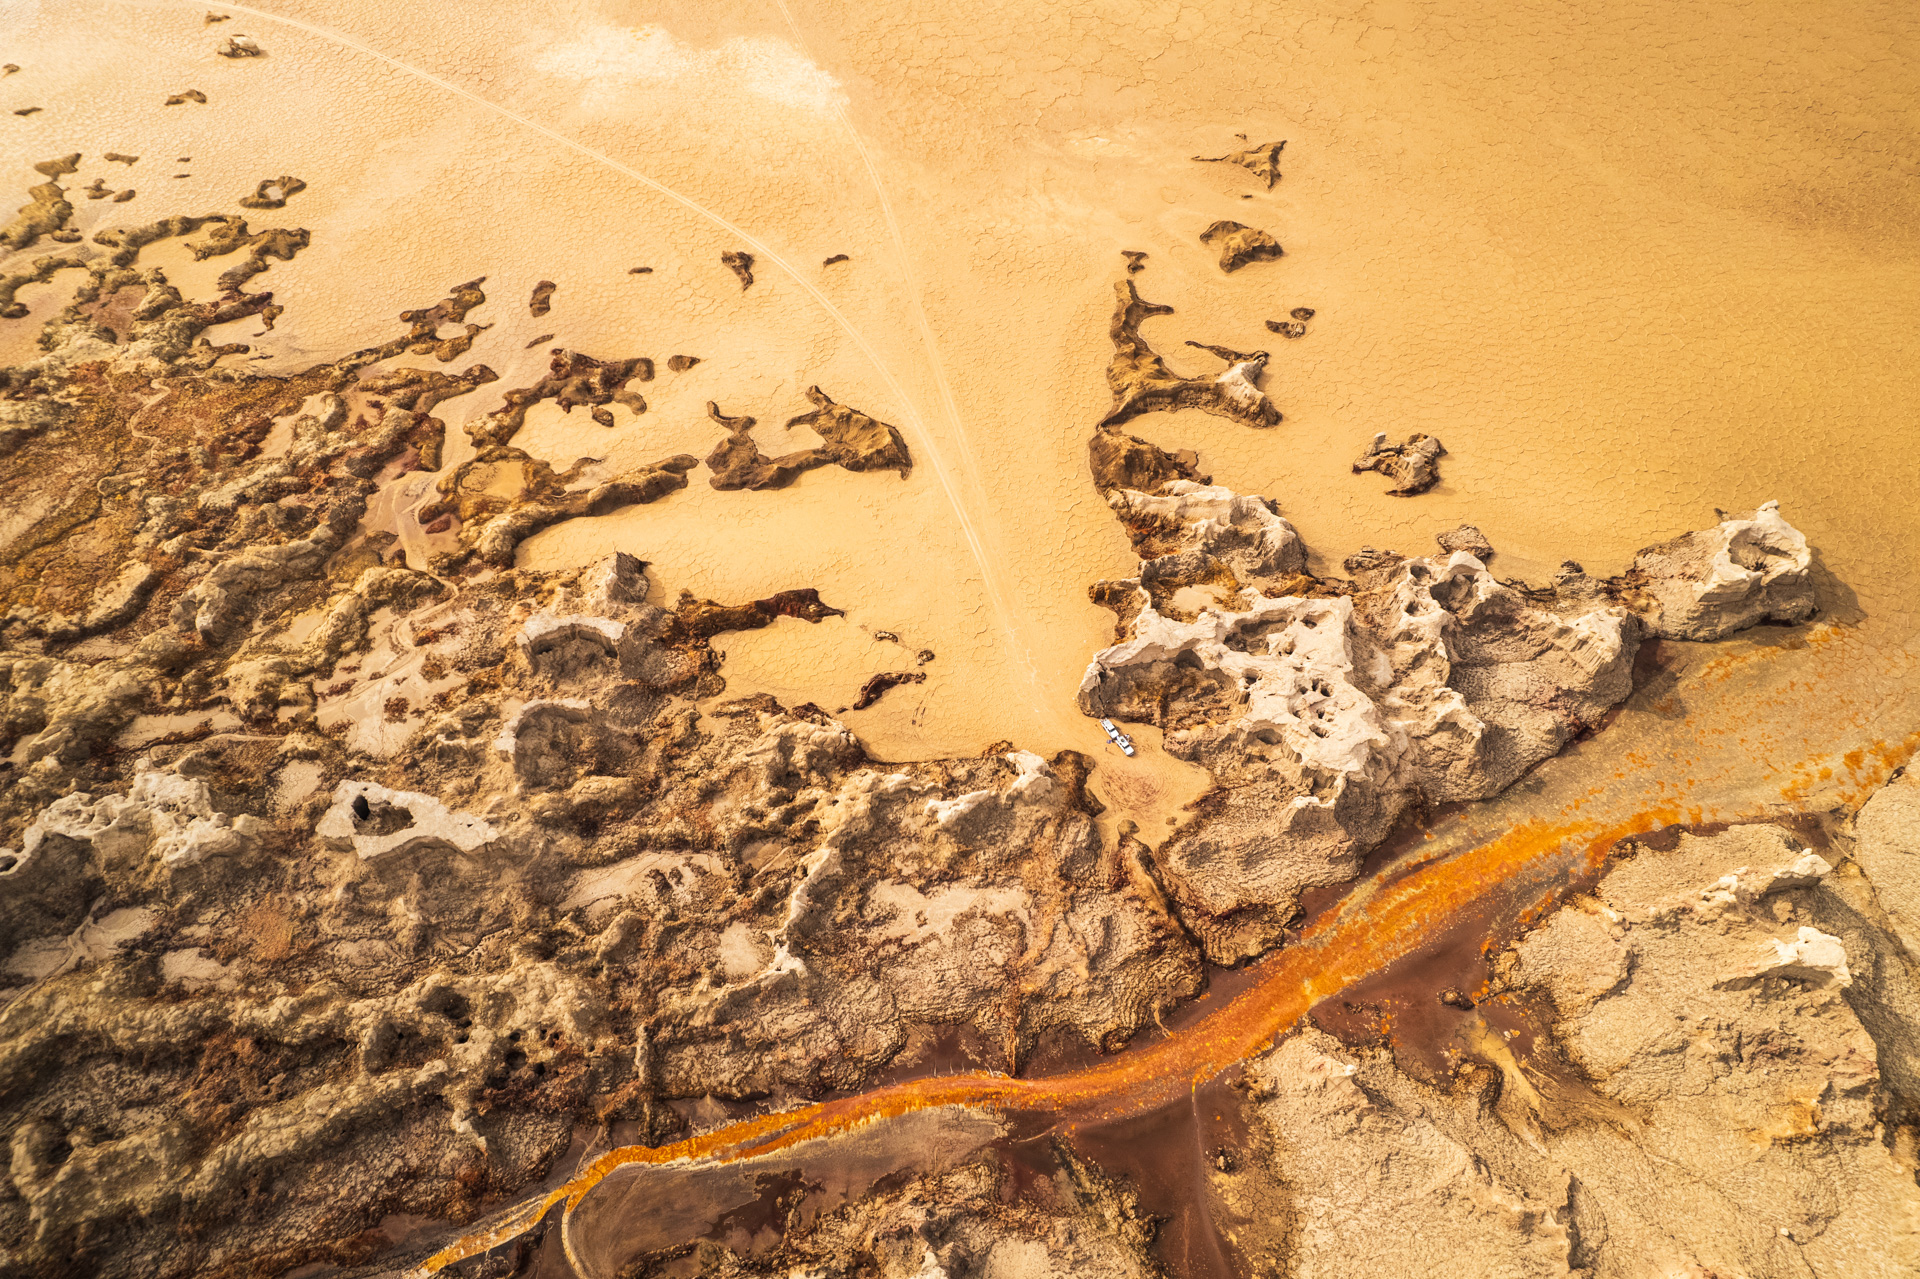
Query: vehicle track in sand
xmin=175 ymin=0 xmax=1048 ymax=731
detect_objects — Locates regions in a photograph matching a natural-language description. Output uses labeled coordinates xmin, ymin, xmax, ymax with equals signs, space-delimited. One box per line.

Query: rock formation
xmin=0 ymin=564 xmax=1200 ymax=1275
xmin=422 ymin=445 xmax=698 ymax=566
xmin=1853 ymin=768 xmax=1920 ymax=953
xmin=1076 ymin=435 xmax=1824 ymax=964
xmin=1198 ymin=219 xmax=1284 ymax=272
xmin=1437 ymin=522 xmax=1494 ymax=558
xmin=0 ymin=158 xmax=1883 ymax=1279
xmin=1079 ymin=480 xmax=1639 ymax=960
xmin=1266 ymin=305 xmax=1314 ymax=338
xmin=1193 ymin=137 xmax=1286 ymax=187
xmin=784 ymin=386 xmax=913 ymax=477
xmin=706 ymin=402 xmax=820 ymax=491
xmin=1222 ymin=819 xmax=1920 ymax=1278
xmin=465 ymin=347 xmax=652 ymax=446
xmin=1352 ymin=430 xmax=1447 ymax=495
xmin=236 ymin=174 xmax=304 ymax=209
xmin=708 ymin=392 xmax=914 ymax=490
xmin=851 ymin=669 xmax=926 ymax=710
xmin=1609 ymin=501 xmax=1816 ymax=640
xmin=1100 ymin=281 xmax=1281 ymax=430
xmin=1088 ymin=427 xmax=1209 ymax=496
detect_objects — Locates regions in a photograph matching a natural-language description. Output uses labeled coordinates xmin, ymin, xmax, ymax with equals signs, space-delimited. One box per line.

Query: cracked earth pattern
xmin=0 ymin=3 xmax=1917 ymax=1278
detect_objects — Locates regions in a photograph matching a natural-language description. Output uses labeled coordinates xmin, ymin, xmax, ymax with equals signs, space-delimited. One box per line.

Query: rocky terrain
xmin=0 ymin=47 xmax=1911 ymax=1278
xmin=0 ymin=173 xmax=1208 ymax=1277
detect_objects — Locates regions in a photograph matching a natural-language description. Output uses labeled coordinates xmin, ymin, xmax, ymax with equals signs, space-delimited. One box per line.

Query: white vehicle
xmin=1099 ymin=717 xmax=1136 ymax=756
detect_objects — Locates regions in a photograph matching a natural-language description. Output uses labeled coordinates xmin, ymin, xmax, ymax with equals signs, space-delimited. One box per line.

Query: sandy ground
xmin=2 ymin=0 xmax=1914 ymax=811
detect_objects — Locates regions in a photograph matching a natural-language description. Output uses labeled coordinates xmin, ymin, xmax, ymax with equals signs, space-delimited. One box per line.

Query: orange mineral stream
xmin=416 ymin=618 xmax=1920 ymax=1276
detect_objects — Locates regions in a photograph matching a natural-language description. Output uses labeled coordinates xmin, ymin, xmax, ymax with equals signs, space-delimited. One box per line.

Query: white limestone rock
xmin=1240 ymin=1032 xmax=1577 ymax=1277
xmin=1619 ymin=500 xmax=1815 ymax=641
xmin=924 ymin=750 xmax=1059 ymax=839
xmin=1471 ymin=822 xmax=1917 ymax=1276
xmin=583 ymin=550 xmax=649 ymax=609
xmin=1105 ymin=480 xmax=1307 ymax=584
xmin=1079 ymin=483 xmax=1636 ymax=960
xmin=0 ymin=759 xmax=260 ymax=875
xmin=131 ymin=764 xmax=262 ymax=868
xmin=315 ymin=780 xmax=496 ymax=860
xmin=1717 ymin=925 xmax=1853 ymax=990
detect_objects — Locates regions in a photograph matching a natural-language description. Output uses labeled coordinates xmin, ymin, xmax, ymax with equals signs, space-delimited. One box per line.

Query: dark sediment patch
xmin=850 ymin=671 xmax=925 ymax=711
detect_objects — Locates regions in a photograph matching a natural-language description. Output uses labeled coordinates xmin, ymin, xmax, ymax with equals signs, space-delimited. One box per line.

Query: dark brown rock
xmin=1351 ymin=432 xmax=1446 ymax=495
xmin=1193 ymin=137 xmax=1286 ymax=187
xmin=1100 ymin=280 xmax=1280 ymax=430
xmin=1088 ymin=427 xmax=1208 ymax=496
xmin=784 ymin=386 xmax=912 ymax=477
xmin=850 ymin=670 xmax=926 ymax=710
xmin=1199 ymin=220 xmax=1284 ymax=273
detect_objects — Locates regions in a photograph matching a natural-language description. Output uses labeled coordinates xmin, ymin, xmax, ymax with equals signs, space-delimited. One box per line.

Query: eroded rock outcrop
xmin=1080 ymin=481 xmax=1637 ymax=960
xmin=1087 ymin=427 xmax=1209 ymax=496
xmin=706 ymin=392 xmax=913 ymax=490
xmin=422 ymin=446 xmax=698 ymax=566
xmin=634 ymin=1146 xmax=1160 ymax=1278
xmin=1610 ymin=500 xmax=1815 ymax=640
xmin=1853 ymin=768 xmax=1920 ymax=955
xmin=1352 ymin=430 xmax=1447 ymax=495
xmin=1199 ymin=219 xmax=1284 ymax=272
xmin=0 ymin=505 xmax=1204 ymax=1277
xmin=784 ymin=385 xmax=913 ymax=477
xmin=0 ymin=161 xmax=1877 ymax=1279
xmin=1193 ymin=137 xmax=1286 ymax=187
xmin=1101 ymin=281 xmax=1280 ymax=430
xmin=1212 ymin=818 xmax=1920 ymax=1279
xmin=1437 ymin=523 xmax=1494 ymax=559
xmin=0 ymin=161 xmax=78 ymax=253
xmin=236 ymin=174 xmax=304 ymax=210
xmin=465 ymin=347 xmax=652 ymax=447
xmin=316 ymin=780 xmax=497 ymax=859
xmin=706 ymin=402 xmax=818 ymax=491
xmin=1267 ymin=305 xmax=1314 ymax=338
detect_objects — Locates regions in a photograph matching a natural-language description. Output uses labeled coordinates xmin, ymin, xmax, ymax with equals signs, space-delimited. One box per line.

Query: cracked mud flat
xmin=1 ymin=3 xmax=1918 ymax=1279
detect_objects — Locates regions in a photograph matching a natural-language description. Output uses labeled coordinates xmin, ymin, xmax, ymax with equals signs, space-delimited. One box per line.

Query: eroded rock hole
xmin=422 ymin=987 xmax=472 ymax=1023
xmin=351 ymin=799 xmax=415 ymax=836
xmin=1431 ymin=576 xmax=1475 ymax=613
